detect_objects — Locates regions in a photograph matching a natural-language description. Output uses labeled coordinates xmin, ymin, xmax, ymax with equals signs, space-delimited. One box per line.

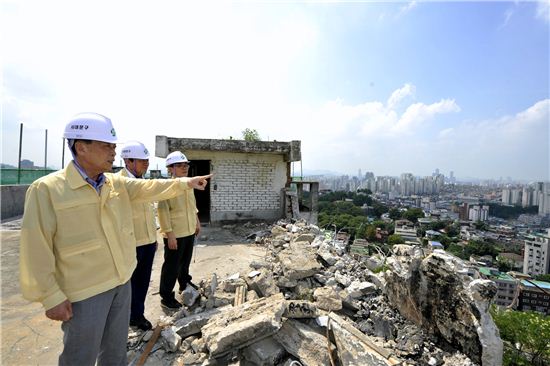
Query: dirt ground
xmin=1 ymin=218 xmax=268 ymax=366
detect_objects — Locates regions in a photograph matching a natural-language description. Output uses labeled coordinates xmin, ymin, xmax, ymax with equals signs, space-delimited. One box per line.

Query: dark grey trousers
xmin=58 ymin=280 xmax=131 ymax=366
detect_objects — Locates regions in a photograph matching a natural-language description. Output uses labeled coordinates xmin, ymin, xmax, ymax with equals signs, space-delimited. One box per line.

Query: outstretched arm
xmin=186 ymin=174 xmax=213 ymax=190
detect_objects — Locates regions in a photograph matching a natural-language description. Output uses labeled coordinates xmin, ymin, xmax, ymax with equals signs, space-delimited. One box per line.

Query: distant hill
xmin=1 ymin=163 xmax=17 ymax=169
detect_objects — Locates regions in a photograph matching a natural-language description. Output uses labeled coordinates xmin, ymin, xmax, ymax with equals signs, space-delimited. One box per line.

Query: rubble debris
xmin=278 ymin=248 xmax=322 ymax=280
xmin=328 ymin=312 xmax=401 ymax=366
xmin=245 ymin=268 xmax=280 ymax=297
xmin=127 ymin=219 xmax=502 ymax=366
xmin=273 ymin=319 xmax=335 ymax=366
xmin=234 ymin=285 xmax=247 ymax=306
xmin=313 ymin=287 xmax=343 ymax=311
xmin=201 ymin=293 xmax=286 ymax=357
xmin=384 ymin=246 xmax=503 ymax=365
xmin=242 ymin=337 xmax=286 ymax=366
xmin=173 ymin=306 xmax=231 ymax=339
xmin=161 ymin=326 xmax=182 ymax=352
xmin=284 ymin=300 xmax=318 ymax=318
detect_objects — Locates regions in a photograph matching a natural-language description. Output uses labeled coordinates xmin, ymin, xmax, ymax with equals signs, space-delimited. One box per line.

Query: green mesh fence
xmin=0 ymin=169 xmax=57 ymax=185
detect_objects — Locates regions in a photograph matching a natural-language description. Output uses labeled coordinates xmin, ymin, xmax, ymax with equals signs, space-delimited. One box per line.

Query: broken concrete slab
xmin=222 ymin=277 xmax=248 ymax=293
xmin=313 ymin=287 xmax=342 ymax=311
xmin=161 ymin=326 xmax=182 ymax=353
xmin=245 ymin=268 xmax=280 ymax=297
xmin=284 ymin=301 xmax=318 ymax=319
xmin=328 ymin=313 xmax=401 ymax=366
xmin=346 ymin=280 xmax=377 ymax=299
xmin=278 ymin=250 xmax=322 ymax=281
xmin=294 ymin=233 xmax=316 ymax=244
xmin=201 ymin=293 xmax=287 ymax=357
xmin=273 ymin=319 xmax=334 ymax=366
xmin=242 ymin=336 xmax=287 ymax=366
xmin=173 ymin=306 xmax=231 ymax=339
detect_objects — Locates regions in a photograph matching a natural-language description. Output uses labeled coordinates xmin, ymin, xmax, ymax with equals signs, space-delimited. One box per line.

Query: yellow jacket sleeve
xmin=19 ymin=182 xmax=68 ymax=310
xmin=157 ymin=199 xmax=173 ymax=233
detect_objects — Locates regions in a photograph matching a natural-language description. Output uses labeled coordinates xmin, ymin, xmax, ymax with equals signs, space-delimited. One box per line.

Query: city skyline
xmin=2 ymin=1 xmax=549 ymax=181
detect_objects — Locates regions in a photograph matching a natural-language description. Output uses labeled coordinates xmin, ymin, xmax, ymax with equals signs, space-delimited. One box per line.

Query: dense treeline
xmin=488 ymin=204 xmax=538 ymax=219
xmin=318 ymin=191 xmax=508 ymax=261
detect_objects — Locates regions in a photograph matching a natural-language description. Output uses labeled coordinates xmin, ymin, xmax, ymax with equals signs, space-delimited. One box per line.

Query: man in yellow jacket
xmin=19 ymin=113 xmax=211 ymax=366
xmin=158 ymin=151 xmax=200 ymax=309
xmin=118 ymin=140 xmax=157 ymax=331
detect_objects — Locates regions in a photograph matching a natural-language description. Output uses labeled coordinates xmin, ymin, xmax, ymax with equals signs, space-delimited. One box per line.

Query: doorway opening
xmin=189 ymin=160 xmax=211 ymax=224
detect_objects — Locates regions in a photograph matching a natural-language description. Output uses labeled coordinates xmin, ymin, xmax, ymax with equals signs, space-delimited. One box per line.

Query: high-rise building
xmin=522 ymin=187 xmax=533 ymax=207
xmin=539 ymin=192 xmax=550 ymax=216
xmin=449 ymin=171 xmax=456 ymax=184
xmin=511 ymin=189 xmax=522 ymax=206
xmin=501 ymin=188 xmax=511 ymax=205
xmin=469 ymin=205 xmax=489 ymax=222
xmin=458 ymin=203 xmax=469 ymax=221
xmin=523 ymin=229 xmax=550 ymax=277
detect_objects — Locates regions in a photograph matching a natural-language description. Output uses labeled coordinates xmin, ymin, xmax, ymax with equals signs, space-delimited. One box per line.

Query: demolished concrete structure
xmin=128 ymin=220 xmax=503 ymax=366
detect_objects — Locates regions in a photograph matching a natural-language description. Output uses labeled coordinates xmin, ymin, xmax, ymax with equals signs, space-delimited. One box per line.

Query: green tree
xmin=429 ymin=220 xmax=447 ymax=231
xmin=242 ymin=128 xmax=261 ymax=141
xmin=534 ymin=274 xmax=550 ymax=282
xmin=372 ymin=203 xmax=389 ymax=218
xmin=445 ymin=223 xmax=460 ymax=237
xmin=388 ymin=208 xmax=402 ymax=220
xmin=402 ymin=208 xmax=424 ymax=223
xmin=474 ymin=220 xmax=489 ymax=231
xmin=388 ymin=234 xmax=404 ymax=245
xmin=491 ymin=307 xmax=550 ymax=365
xmin=496 ymin=257 xmax=513 ymax=272
xmin=365 ymin=225 xmax=377 ymax=241
xmin=447 ymin=243 xmax=466 ymax=259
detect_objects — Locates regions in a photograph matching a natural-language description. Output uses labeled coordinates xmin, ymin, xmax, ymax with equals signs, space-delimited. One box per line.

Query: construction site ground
xmin=1 ymin=218 xmax=266 ymax=366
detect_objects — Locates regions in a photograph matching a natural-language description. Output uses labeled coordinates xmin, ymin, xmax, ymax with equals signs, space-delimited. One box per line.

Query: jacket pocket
xmin=57 ymin=239 xmax=102 ymax=259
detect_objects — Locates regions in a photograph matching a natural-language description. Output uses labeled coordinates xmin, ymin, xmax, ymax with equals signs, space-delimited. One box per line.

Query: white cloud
xmin=498 ymin=7 xmax=515 ymax=29
xmin=397 ymin=1 xmax=417 ymax=17
xmin=393 ymin=99 xmax=460 ymax=133
xmin=436 ymin=99 xmax=549 ymax=180
xmin=387 ymin=83 xmax=416 ymax=110
xmin=536 ymin=0 xmax=550 ymax=23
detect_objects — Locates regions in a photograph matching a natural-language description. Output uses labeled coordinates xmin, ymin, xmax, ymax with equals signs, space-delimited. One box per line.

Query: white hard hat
xmin=121 ymin=140 xmax=150 ymax=159
xmin=166 ymin=151 xmax=189 ymax=167
xmin=63 ymin=112 xmax=120 ymax=143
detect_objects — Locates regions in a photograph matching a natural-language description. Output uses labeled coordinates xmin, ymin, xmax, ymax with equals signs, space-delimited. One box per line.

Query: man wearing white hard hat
xmin=158 ymin=151 xmax=200 ymax=309
xmin=19 ymin=113 xmax=211 ymax=366
xmin=118 ymin=140 xmax=156 ymax=331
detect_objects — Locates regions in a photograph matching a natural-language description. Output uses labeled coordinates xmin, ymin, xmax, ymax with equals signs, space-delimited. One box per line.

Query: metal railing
xmin=0 ymin=168 xmax=57 ymax=185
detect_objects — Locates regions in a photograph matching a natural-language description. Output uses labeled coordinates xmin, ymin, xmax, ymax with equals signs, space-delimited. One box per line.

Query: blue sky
xmin=2 ymin=1 xmax=549 ymax=181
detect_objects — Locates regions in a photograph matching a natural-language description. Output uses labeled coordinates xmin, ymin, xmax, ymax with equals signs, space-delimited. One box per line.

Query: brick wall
xmin=202 ymin=152 xmax=287 ymax=222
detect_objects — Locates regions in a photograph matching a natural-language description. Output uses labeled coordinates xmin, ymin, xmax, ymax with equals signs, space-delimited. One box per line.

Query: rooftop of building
xmin=521 ymin=279 xmax=550 ymax=290
xmin=478 ymin=267 xmax=516 ymax=281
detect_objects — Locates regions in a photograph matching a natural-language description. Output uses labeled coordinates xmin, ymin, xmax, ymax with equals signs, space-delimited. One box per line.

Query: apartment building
xmin=518 ymin=280 xmax=550 ymax=315
xmin=523 ymin=229 xmax=550 ymax=277
xmin=478 ymin=267 xmax=517 ymax=308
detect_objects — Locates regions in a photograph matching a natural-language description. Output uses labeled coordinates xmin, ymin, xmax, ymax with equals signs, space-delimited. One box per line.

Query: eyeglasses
xmin=172 ymin=162 xmax=189 ymax=168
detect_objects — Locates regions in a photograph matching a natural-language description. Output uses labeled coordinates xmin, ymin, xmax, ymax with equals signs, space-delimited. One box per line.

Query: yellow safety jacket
xmin=118 ymin=168 xmax=157 ymax=246
xmin=158 ymin=189 xmax=198 ymax=238
xmin=20 ymin=162 xmax=193 ymax=310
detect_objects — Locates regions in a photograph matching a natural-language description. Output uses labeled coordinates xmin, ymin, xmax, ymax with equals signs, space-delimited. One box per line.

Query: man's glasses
xmin=173 ymin=162 xmax=189 ymax=168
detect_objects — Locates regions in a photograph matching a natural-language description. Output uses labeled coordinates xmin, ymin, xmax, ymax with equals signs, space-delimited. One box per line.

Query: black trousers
xmin=130 ymin=242 xmax=156 ymax=320
xmin=159 ymin=234 xmax=194 ymax=300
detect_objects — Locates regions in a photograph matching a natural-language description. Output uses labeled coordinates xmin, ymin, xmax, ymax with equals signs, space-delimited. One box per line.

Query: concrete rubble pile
xmin=127 ymin=220 xmax=503 ymax=366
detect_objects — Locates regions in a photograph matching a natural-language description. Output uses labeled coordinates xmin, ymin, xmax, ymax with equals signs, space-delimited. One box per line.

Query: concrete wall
xmin=185 ymin=150 xmax=288 ymax=223
xmin=1 ymin=185 xmax=29 ymax=220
